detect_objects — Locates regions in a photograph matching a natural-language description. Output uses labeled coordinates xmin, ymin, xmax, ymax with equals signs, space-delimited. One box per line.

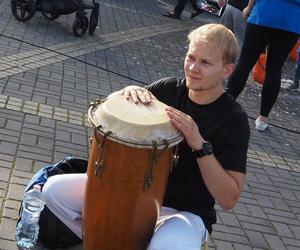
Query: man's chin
xmin=186 ymin=80 xmax=202 ymax=90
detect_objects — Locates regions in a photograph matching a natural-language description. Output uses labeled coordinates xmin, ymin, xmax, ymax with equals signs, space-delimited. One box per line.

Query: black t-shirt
xmin=146 ymin=77 xmax=250 ymax=233
xmin=228 ymin=0 xmax=248 ymax=11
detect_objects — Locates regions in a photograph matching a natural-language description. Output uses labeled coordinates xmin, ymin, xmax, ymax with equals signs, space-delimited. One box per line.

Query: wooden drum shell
xmin=83 ymin=131 xmax=174 ymax=250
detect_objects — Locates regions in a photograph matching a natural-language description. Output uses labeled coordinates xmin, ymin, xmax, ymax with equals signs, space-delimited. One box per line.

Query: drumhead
xmin=88 ymin=95 xmax=183 ymax=148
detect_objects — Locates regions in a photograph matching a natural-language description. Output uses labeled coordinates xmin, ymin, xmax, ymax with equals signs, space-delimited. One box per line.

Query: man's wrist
xmin=193 ymin=141 xmax=204 ymax=151
xmin=192 ymin=141 xmax=213 ymax=158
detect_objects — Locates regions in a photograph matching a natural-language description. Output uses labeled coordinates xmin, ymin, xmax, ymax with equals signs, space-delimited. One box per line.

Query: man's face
xmin=184 ymin=41 xmax=231 ymax=92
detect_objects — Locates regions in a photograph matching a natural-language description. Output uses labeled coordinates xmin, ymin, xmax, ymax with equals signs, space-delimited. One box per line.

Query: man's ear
xmin=223 ymin=63 xmax=235 ymax=80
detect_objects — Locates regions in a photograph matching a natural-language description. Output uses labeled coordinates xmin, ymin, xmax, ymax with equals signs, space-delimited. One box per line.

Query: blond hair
xmin=187 ymin=23 xmax=239 ymax=64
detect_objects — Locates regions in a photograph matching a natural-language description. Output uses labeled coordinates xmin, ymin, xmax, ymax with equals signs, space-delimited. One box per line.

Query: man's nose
xmin=189 ymin=62 xmax=200 ymax=72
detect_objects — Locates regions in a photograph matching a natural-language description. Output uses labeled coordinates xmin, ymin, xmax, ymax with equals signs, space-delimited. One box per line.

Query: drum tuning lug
xmin=94 ymin=161 xmax=104 ymax=176
xmin=171 ymin=145 xmax=180 ymax=172
xmin=88 ymin=101 xmax=96 ymax=108
xmin=144 ymin=174 xmax=153 ymax=190
xmin=171 ymin=154 xmax=179 ymax=172
xmin=173 ymin=154 xmax=179 ymax=164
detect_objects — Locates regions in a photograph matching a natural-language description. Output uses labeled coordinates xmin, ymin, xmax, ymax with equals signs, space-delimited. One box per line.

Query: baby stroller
xmin=11 ymin=0 xmax=99 ymax=36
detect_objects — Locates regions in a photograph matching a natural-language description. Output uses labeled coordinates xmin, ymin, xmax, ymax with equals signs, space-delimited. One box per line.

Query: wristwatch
xmin=192 ymin=141 xmax=213 ymax=158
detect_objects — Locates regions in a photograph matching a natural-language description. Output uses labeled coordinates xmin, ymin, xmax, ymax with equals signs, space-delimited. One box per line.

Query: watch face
xmin=203 ymin=142 xmax=213 ymax=154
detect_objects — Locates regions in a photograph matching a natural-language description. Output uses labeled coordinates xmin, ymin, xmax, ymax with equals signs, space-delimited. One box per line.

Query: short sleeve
xmin=216 ymin=112 xmax=250 ymax=173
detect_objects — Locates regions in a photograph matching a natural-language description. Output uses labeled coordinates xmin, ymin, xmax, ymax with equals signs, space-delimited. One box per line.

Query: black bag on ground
xmin=17 ymin=156 xmax=87 ymax=248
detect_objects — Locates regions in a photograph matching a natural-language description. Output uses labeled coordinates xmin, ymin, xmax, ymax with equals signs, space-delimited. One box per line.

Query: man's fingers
xmin=166 ymin=107 xmax=196 ymax=136
xmin=166 ymin=106 xmax=190 ymax=121
xmin=124 ymin=88 xmax=131 ymax=99
xmin=123 ymin=87 xmax=154 ymax=104
xmin=130 ymin=90 xmax=139 ymax=104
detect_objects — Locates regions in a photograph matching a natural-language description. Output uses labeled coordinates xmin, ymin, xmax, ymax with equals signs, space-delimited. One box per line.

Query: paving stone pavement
xmin=0 ymin=0 xmax=299 ymax=249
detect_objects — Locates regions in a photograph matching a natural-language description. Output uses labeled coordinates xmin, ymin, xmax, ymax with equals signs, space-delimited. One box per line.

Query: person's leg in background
xmin=260 ymin=30 xmax=299 ymax=117
xmin=220 ymin=4 xmax=246 ymax=58
xmin=288 ymin=47 xmax=300 ymax=91
xmin=190 ymin=0 xmax=203 ymax=19
xmin=231 ymin=7 xmax=247 ymax=51
xmin=163 ymin=0 xmax=188 ymax=19
xmin=148 ymin=207 xmax=206 ymax=250
xmin=163 ymin=0 xmax=202 ymax=19
xmin=220 ymin=5 xmax=234 ymax=38
xmin=226 ymin=23 xmax=270 ymax=99
xmin=42 ymin=173 xmax=86 ymax=238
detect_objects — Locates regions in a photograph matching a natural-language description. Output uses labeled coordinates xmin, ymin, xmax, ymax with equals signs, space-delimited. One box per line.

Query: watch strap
xmin=193 ymin=141 xmax=213 ymax=158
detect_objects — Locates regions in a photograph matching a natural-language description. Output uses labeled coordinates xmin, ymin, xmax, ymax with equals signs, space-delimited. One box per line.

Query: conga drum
xmin=84 ymin=94 xmax=183 ymax=250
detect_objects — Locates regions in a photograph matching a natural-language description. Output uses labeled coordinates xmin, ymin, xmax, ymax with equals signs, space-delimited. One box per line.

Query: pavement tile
xmin=244 ymin=230 xmax=269 ymax=249
xmin=212 ymin=231 xmax=249 ymax=245
xmin=0 ymin=141 xmax=18 ymax=155
xmin=232 ymin=243 xmax=253 ymax=250
xmin=0 ymin=238 xmax=18 ymax=250
xmin=281 ymin=237 xmax=300 ymax=249
xmin=272 ymin=221 xmax=295 ymax=238
xmin=0 ymin=167 xmax=10 ymax=182
xmin=0 ymin=159 xmax=13 ymax=169
xmin=267 ymin=213 xmax=300 ymax=227
xmin=264 ymin=234 xmax=287 ymax=250
xmin=213 ymin=224 xmax=245 ymax=237
xmin=22 ymin=123 xmax=54 ymax=139
xmin=33 ymin=161 xmax=51 ymax=173
xmin=6 ymin=183 xmax=25 ymax=201
xmin=277 ymin=187 xmax=298 ymax=201
xmin=0 ymin=117 xmax=6 ymax=128
xmin=217 ymin=211 xmax=241 ymax=227
xmin=245 ymin=204 xmax=267 ymax=219
xmin=270 ymin=197 xmax=294 ymax=212
xmin=249 ymin=185 xmax=282 ymax=199
xmin=289 ymin=225 xmax=300 ymax=240
xmin=0 ymin=179 xmax=8 ymax=189
xmin=232 ymin=202 xmax=250 ymax=216
xmin=20 ymin=133 xmax=37 ymax=146
xmin=213 ymin=240 xmax=234 ymax=250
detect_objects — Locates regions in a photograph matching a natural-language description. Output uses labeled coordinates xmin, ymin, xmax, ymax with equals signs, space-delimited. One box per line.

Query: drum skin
xmin=83 ymin=131 xmax=174 ymax=250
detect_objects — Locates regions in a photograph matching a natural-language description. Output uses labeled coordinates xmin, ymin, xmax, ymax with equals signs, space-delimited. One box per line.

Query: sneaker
xmin=190 ymin=9 xmax=203 ymax=19
xmin=162 ymin=11 xmax=181 ymax=20
xmin=287 ymin=81 xmax=299 ymax=91
xmin=255 ymin=118 xmax=268 ymax=131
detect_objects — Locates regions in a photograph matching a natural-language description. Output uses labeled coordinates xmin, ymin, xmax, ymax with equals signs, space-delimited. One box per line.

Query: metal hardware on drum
xmin=93 ymin=128 xmax=112 ymax=176
xmin=144 ymin=140 xmax=169 ymax=191
xmin=171 ymin=145 xmax=180 ymax=172
xmin=89 ymin=99 xmax=104 ymax=109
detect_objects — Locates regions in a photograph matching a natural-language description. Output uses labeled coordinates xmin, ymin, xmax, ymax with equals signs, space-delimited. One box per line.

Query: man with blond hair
xmin=43 ymin=24 xmax=250 ymax=249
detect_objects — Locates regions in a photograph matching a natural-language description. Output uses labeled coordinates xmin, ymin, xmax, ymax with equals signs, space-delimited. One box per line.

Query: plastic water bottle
xmin=16 ymin=185 xmax=45 ymax=249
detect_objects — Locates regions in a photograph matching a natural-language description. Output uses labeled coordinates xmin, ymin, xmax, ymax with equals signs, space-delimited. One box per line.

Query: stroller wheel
xmin=72 ymin=14 xmax=88 ymax=37
xmin=11 ymin=0 xmax=35 ymax=21
xmin=88 ymin=8 xmax=99 ymax=35
xmin=41 ymin=10 xmax=60 ymax=20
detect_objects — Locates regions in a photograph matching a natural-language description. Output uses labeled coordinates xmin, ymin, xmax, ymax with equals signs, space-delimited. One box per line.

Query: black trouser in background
xmin=227 ymin=23 xmax=299 ymax=117
xmin=174 ymin=0 xmax=199 ymax=15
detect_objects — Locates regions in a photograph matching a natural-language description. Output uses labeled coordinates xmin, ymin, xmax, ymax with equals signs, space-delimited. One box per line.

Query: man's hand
xmin=165 ymin=106 xmax=204 ymax=150
xmin=120 ymin=86 xmax=156 ymax=104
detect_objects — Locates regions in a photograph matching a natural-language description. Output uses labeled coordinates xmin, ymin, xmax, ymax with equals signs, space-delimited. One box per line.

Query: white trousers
xmin=42 ymin=174 xmax=206 ymax=250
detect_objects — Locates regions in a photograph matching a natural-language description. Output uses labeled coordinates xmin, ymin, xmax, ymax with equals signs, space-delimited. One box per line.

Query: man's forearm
xmin=197 ymin=155 xmax=245 ymax=211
